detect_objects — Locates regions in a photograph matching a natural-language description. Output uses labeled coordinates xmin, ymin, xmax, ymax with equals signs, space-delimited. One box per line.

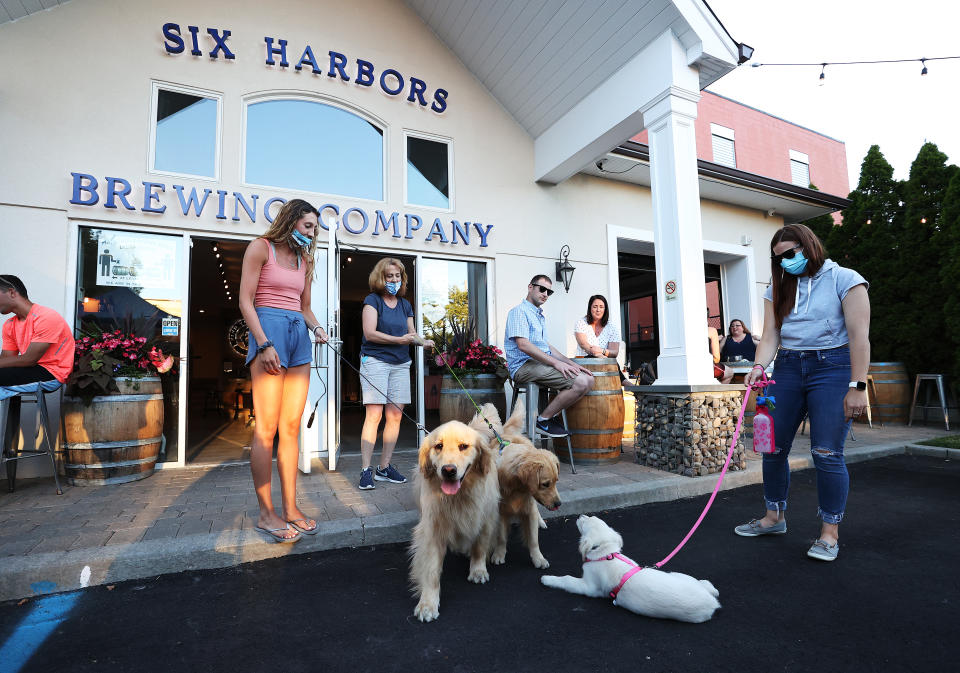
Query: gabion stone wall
xmin=635 ymin=391 xmax=746 ymax=477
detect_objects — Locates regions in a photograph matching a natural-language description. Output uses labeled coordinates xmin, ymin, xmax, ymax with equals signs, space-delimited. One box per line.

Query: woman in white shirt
xmin=574 ymin=294 xmax=622 ymax=359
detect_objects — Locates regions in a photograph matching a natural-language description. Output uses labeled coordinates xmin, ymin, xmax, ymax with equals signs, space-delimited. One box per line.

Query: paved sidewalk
xmin=0 ymin=423 xmax=953 ymax=601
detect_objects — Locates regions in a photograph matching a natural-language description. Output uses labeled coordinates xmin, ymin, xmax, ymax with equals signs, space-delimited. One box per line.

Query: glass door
xmin=75 ymin=227 xmax=185 ymax=463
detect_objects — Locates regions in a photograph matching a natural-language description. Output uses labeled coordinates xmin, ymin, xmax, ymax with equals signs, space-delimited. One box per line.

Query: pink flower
xmin=155 ymin=355 xmax=174 ymax=374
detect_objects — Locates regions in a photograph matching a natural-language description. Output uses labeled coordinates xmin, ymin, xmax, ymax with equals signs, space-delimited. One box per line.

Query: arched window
xmin=244 ymin=98 xmax=384 ymax=201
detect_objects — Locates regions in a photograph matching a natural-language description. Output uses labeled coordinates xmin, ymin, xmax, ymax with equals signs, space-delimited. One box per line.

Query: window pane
xmin=76 ymin=228 xmax=184 ymax=463
xmin=407 ymin=136 xmax=449 ymax=208
xmin=790 ymin=159 xmax=810 ymax=187
xmin=245 ymin=100 xmax=383 ymax=200
xmin=154 ymin=90 xmax=217 ymax=178
xmin=711 ymin=135 xmax=736 ymax=168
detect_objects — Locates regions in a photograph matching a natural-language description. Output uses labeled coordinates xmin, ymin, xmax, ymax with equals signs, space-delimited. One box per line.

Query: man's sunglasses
xmin=771 ymin=244 xmax=802 ymax=264
xmin=532 ymin=283 xmax=554 ymax=297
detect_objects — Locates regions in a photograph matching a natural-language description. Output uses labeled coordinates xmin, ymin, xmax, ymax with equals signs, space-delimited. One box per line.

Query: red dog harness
xmin=583 ymin=553 xmax=643 ymax=600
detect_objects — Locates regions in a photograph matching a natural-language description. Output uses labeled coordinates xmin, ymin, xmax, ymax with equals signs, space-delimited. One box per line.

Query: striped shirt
xmin=504 ymin=299 xmax=550 ymax=378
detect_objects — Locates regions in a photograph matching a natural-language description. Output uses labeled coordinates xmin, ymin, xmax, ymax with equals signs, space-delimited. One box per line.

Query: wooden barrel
xmin=622 ymin=390 xmax=636 ymax=441
xmin=565 ymin=358 xmax=624 ymax=465
xmin=61 ymin=377 xmax=164 ymax=485
xmin=438 ymin=374 xmax=506 ymax=425
xmin=869 ymin=362 xmax=911 ymax=424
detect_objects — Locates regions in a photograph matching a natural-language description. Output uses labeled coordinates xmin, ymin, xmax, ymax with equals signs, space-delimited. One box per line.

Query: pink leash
xmin=651 ymin=371 xmax=774 ymax=569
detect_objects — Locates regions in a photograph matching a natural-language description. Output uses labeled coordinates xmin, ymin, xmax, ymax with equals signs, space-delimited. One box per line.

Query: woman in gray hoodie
xmin=736 ymin=224 xmax=870 ymax=562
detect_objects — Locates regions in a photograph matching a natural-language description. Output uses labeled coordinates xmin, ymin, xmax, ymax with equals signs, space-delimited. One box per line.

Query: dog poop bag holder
xmin=752 ymin=395 xmax=775 ymax=454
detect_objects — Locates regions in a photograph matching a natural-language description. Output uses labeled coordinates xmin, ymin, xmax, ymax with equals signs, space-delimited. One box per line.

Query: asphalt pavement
xmin=1 ymin=453 xmax=957 ymax=673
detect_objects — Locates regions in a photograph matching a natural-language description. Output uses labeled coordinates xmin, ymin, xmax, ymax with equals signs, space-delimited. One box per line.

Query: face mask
xmin=385 ymin=281 xmax=401 ymax=295
xmin=291 ymin=229 xmax=312 ymax=248
xmin=780 ymin=250 xmax=808 ymax=275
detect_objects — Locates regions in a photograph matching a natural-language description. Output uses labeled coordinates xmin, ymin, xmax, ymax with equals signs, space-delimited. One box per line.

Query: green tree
xmin=895 ymin=142 xmax=956 ymax=377
xmin=828 ymin=145 xmax=902 ymax=361
xmin=936 ymin=169 xmax=960 ymax=381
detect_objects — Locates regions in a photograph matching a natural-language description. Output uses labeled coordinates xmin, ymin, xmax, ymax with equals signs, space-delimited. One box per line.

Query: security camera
xmin=596 ymin=159 xmax=605 ymax=171
xmin=766 ymin=209 xmax=776 ymax=218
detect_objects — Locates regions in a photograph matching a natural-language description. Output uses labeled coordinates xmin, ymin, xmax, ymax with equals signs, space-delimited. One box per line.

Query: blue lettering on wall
xmin=373 ymin=210 xmax=401 ymax=238
xmin=263 ymin=197 xmax=287 ymax=223
xmin=142 ymin=182 xmax=167 ymax=214
xmin=173 ymin=185 xmax=212 ymax=216
xmin=407 ymin=77 xmax=428 ymax=106
xmin=70 ymin=173 xmax=99 ymax=206
xmin=379 ymin=68 xmax=404 ymax=96
xmin=207 ymin=28 xmax=235 ymax=60
xmin=328 ymin=51 xmax=350 ymax=81
xmin=355 ymin=59 xmax=375 ymax=87
xmin=162 ymin=23 xmax=184 ymax=54
xmin=68 ymin=173 xmax=491 ymax=245
xmin=264 ymin=37 xmax=288 ymax=67
xmin=431 ymin=89 xmax=449 ymax=114
xmin=425 ymin=218 xmax=449 ymax=243
xmin=295 ymin=46 xmax=321 ymax=74
xmin=232 ymin=193 xmax=258 ymax=222
xmin=187 ymin=25 xmax=202 ymax=56
xmin=404 ymin=214 xmax=422 ymax=240
xmin=105 ymin=177 xmax=135 ymax=210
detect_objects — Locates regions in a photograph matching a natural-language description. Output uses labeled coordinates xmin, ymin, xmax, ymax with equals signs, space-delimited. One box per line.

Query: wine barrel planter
xmin=61 ymin=377 xmax=164 ymax=486
xmin=438 ymin=374 xmax=506 ymax=425
xmin=565 ymin=358 xmax=624 ymax=465
xmin=868 ymin=362 xmax=911 ymax=424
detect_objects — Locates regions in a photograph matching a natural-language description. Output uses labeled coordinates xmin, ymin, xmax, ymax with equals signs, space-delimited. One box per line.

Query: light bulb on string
xmin=921 ymin=58 xmax=928 ymax=75
xmin=818 ymin=63 xmax=826 ymax=85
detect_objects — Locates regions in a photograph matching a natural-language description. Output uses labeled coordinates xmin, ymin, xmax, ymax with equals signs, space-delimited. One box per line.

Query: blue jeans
xmin=762 ymin=346 xmax=852 ymax=524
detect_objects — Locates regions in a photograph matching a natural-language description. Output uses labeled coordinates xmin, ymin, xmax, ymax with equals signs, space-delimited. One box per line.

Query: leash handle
xmin=652 ymin=377 xmax=772 ymax=569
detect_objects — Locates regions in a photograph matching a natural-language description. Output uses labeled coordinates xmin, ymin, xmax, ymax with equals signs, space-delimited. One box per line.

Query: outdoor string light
xmin=751 ymin=54 xmax=960 ymax=82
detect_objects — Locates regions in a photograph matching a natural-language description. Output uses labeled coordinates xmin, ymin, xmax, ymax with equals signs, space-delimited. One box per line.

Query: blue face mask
xmin=385 ymin=281 xmax=401 ymax=295
xmin=781 ymin=250 xmax=808 ymax=275
xmin=291 ymin=229 xmax=312 ymax=248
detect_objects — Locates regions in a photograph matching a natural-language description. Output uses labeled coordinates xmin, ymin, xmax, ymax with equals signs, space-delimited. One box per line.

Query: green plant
xmin=432 ymin=314 xmax=507 ymax=379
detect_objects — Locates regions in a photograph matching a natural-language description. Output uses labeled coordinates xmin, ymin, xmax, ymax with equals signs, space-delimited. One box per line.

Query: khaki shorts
xmin=512 ymin=359 xmax=575 ymax=390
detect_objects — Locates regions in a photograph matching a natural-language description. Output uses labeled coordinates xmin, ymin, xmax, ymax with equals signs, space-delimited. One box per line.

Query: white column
xmin=642 ymin=86 xmax=715 ymax=386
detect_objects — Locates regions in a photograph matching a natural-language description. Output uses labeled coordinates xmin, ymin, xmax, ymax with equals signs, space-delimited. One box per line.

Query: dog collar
xmin=583 ymin=552 xmax=643 ymax=599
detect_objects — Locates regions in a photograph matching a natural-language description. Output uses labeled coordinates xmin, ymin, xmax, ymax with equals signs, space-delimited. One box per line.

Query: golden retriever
xmin=409 ymin=413 xmax=499 ymax=622
xmin=474 ymin=402 xmax=562 ymax=569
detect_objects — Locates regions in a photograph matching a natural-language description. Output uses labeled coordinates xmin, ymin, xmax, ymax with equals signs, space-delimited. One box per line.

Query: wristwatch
xmin=257 ymin=340 xmax=274 ymax=355
xmin=849 ymin=381 xmax=866 ymax=391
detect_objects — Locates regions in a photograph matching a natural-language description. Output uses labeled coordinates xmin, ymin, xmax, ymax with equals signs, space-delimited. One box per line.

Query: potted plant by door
xmin=61 ymin=328 xmax=175 ymax=485
xmin=434 ymin=316 xmax=509 ymax=424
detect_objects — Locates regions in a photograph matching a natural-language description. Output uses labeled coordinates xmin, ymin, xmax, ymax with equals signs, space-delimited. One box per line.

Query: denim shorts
xmin=246 ymin=307 xmax=312 ymax=369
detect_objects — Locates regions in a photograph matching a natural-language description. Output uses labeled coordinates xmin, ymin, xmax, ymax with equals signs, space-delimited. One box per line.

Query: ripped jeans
xmin=762 ymin=346 xmax=852 ymax=524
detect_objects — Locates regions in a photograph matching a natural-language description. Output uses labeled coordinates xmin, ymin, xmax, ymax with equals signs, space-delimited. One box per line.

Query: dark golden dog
xmin=474 ymin=402 xmax=561 ymax=569
xmin=409 ymin=413 xmax=499 ymax=622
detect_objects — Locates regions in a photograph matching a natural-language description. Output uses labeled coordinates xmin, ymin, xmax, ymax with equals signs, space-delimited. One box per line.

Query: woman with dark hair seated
xmin=573 ymin=294 xmax=621 ymax=359
xmin=719 ymin=318 xmax=759 ymax=362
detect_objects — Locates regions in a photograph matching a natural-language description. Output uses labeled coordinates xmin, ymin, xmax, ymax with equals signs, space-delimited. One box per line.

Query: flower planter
xmin=438 ymin=374 xmax=506 ymax=425
xmin=60 ymin=376 xmax=164 ymax=485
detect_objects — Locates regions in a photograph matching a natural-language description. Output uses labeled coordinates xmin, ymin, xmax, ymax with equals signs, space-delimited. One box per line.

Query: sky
xmin=705 ymin=0 xmax=960 ymax=191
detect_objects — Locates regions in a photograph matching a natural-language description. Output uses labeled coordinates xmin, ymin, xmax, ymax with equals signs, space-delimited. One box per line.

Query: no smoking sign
xmin=665 ymin=280 xmax=678 ymax=301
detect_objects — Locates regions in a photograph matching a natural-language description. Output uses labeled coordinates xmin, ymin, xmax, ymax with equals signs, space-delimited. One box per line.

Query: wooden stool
xmin=508 ymin=381 xmax=575 ymax=473
xmin=908 ymin=374 xmax=950 ymax=430
xmin=1 ymin=386 xmax=64 ymax=494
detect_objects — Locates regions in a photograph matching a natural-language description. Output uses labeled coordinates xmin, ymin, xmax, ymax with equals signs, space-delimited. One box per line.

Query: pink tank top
xmin=254 ymin=240 xmax=306 ymax=311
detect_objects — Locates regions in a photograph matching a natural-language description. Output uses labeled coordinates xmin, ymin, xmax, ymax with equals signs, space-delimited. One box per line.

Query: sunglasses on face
xmin=532 ymin=283 xmax=554 ymax=297
xmin=771 ymin=244 xmax=802 ymax=264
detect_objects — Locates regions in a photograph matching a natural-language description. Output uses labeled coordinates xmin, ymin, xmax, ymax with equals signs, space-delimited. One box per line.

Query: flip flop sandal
xmin=287 ymin=518 xmax=319 ymax=535
xmin=254 ymin=524 xmax=301 ymax=544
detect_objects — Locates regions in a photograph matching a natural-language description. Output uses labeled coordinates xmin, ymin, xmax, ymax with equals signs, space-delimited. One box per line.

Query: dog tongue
xmin=441 ymin=479 xmax=462 ymax=495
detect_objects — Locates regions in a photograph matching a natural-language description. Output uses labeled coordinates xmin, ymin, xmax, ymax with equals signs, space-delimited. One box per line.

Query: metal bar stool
xmin=1 ymin=385 xmax=64 ymax=495
xmin=508 ymin=381 xmax=576 ymax=473
xmin=908 ymin=374 xmax=950 ymax=430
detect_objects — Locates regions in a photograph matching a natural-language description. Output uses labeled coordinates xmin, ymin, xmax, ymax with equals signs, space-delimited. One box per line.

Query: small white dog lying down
xmin=540 ymin=515 xmax=721 ymax=623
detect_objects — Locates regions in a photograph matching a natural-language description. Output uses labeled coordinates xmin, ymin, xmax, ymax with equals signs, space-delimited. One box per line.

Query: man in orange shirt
xmin=1 ymin=275 xmax=75 ymax=487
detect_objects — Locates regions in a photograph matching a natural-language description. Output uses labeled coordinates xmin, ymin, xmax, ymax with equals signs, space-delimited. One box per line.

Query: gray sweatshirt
xmin=763 ymin=259 xmax=868 ymax=350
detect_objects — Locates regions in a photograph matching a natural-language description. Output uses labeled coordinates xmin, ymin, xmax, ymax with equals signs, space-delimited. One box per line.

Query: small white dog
xmin=540 ymin=515 xmax=721 ymax=623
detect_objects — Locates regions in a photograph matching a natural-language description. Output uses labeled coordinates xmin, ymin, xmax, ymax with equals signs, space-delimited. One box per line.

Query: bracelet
xmin=312 ymin=325 xmax=325 ymax=335
xmin=751 ymin=364 xmax=765 ymax=370
xmin=256 ymin=340 xmax=274 ymax=354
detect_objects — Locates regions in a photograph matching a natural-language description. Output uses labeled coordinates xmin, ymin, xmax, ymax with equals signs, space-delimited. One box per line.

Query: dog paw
xmin=531 ymin=554 xmax=550 ymax=569
xmin=468 ymin=567 xmax=490 ymax=584
xmin=414 ymin=601 xmax=439 ymax=622
xmin=538 ymin=517 xmax=548 ymax=530
xmin=490 ymin=549 xmax=506 ymax=565
xmin=540 ymin=575 xmax=560 ymax=587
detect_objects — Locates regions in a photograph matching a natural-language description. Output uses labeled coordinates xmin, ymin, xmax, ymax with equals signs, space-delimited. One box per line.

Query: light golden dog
xmin=474 ymin=402 xmax=562 ymax=569
xmin=409 ymin=413 xmax=499 ymax=622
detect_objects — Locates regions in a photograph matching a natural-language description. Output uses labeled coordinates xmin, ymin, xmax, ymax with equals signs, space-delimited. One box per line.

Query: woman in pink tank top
xmin=239 ymin=199 xmax=328 ymax=543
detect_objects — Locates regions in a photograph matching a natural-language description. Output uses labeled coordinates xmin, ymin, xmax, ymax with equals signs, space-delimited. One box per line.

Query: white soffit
xmin=405 ymin=0 xmax=741 ymax=139
xmin=0 ymin=0 xmax=70 ymax=24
